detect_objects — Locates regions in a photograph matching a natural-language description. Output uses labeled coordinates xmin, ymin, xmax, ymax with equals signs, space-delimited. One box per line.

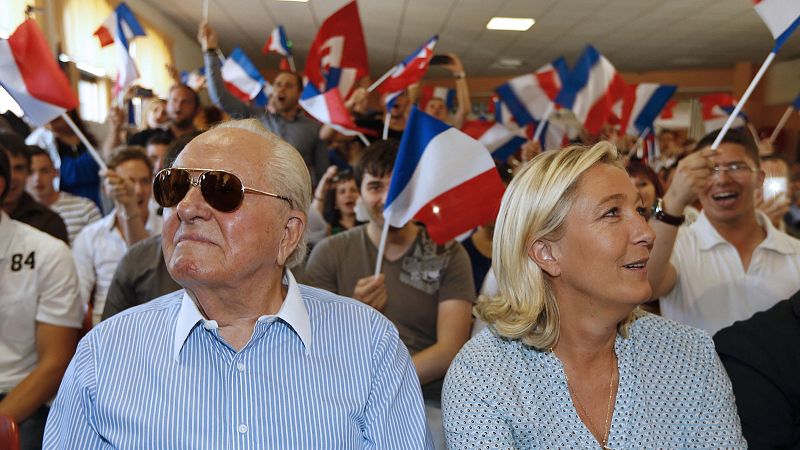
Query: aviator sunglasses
xmin=153 ymin=168 xmax=292 ymax=213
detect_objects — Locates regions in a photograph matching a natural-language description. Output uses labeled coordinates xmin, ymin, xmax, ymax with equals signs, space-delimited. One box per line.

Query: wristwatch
xmin=652 ymin=198 xmax=685 ymax=226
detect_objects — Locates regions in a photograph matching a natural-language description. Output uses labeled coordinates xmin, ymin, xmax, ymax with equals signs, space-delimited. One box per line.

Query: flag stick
xmin=747 ymin=123 xmax=760 ymax=145
xmin=634 ymin=126 xmax=650 ymax=159
xmin=382 ymin=114 xmax=390 ymax=140
xmin=288 ymin=54 xmax=296 ymax=73
xmin=202 ymin=0 xmax=209 ymax=23
xmin=356 ymin=132 xmax=369 ymax=147
xmin=374 ymin=219 xmax=390 ymax=276
xmin=367 ymin=66 xmax=397 ymax=93
xmin=769 ymin=105 xmax=794 ymax=143
xmin=532 ymin=102 xmax=554 ymax=144
xmin=710 ymin=51 xmax=776 ymax=150
xmin=61 ymin=113 xmax=107 ymax=171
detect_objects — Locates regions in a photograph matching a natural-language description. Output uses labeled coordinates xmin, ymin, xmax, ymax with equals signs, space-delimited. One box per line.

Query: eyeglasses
xmin=153 ymin=168 xmax=292 ymax=213
xmin=711 ymin=162 xmax=758 ymax=178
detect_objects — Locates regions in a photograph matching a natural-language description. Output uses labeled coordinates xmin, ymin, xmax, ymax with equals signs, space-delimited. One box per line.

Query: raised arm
xmin=198 ymin=22 xmax=261 ymax=120
xmin=648 ymin=148 xmax=714 ymax=298
xmin=442 ymin=53 xmax=471 ymax=130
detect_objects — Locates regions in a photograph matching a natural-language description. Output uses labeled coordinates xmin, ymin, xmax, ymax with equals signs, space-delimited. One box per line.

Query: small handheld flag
xmin=93 ymin=2 xmax=146 ymax=94
xmin=262 ymin=25 xmax=295 ymax=72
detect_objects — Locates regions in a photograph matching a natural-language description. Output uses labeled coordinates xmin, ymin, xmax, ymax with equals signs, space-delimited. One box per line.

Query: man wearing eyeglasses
xmin=647 ymin=129 xmax=800 ymax=335
xmin=44 ymin=120 xmax=432 ymax=449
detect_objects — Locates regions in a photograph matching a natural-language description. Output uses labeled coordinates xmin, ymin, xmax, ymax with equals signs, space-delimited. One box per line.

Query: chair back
xmin=0 ymin=413 xmax=19 ymax=450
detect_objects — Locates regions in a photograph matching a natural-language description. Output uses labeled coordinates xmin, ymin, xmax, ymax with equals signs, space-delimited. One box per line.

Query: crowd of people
xmin=1 ymin=19 xmax=800 ymax=450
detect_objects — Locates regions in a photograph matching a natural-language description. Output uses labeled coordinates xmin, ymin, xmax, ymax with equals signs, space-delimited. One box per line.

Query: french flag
xmin=377 ymin=35 xmax=438 ymax=107
xmin=531 ymin=119 xmax=570 ymax=151
xmin=753 ymin=0 xmax=800 ymax=51
xmin=618 ymin=83 xmax=677 ymax=136
xmin=555 ymin=45 xmax=626 ymax=135
xmin=304 ymin=1 xmax=369 ymax=99
xmin=384 ymin=107 xmax=506 ymax=244
xmin=222 ymin=48 xmax=269 ymax=107
xmin=299 ymin=83 xmax=372 ymax=137
xmin=700 ymin=93 xmax=747 ymax=132
xmin=0 ymin=20 xmax=79 ymax=126
xmin=180 ymin=66 xmax=206 ymax=91
xmin=495 ymin=57 xmax=569 ymax=126
xmin=462 ymin=120 xmax=527 ymax=161
xmin=93 ymin=2 xmax=145 ymax=93
xmin=262 ymin=25 xmax=291 ymax=57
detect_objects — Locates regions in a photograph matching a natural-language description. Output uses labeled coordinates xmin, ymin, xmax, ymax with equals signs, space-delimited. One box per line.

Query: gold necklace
xmin=554 ymin=350 xmax=617 ymax=450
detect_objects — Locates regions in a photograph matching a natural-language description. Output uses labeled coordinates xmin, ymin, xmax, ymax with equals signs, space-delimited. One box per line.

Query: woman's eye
xmin=602 ymin=207 xmax=620 ymax=218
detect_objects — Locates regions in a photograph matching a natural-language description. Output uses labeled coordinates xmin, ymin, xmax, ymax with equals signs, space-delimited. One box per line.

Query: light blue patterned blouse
xmin=442 ymin=313 xmax=746 ymax=449
xmin=44 ymin=272 xmax=432 ymax=449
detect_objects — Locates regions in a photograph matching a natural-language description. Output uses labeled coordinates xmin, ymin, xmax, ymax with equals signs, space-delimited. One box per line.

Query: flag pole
xmin=634 ymin=126 xmax=651 ymax=159
xmin=288 ymin=54 xmax=296 ymax=73
xmin=202 ymin=0 xmax=209 ymax=23
xmin=356 ymin=132 xmax=370 ymax=147
xmin=367 ymin=66 xmax=397 ymax=93
xmin=382 ymin=114 xmax=390 ymax=140
xmin=60 ymin=113 xmax=108 ymax=171
xmin=373 ymin=219 xmax=390 ymax=276
xmin=769 ymin=104 xmax=794 ymax=143
xmin=532 ymin=102 xmax=554 ymax=143
xmin=710 ymin=51 xmax=776 ymax=150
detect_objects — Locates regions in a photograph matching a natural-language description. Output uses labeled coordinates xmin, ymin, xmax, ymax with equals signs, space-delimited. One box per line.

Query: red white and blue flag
xmin=462 ymin=119 xmax=527 ymax=161
xmin=753 ymin=0 xmax=800 ymax=52
xmin=180 ymin=66 xmax=206 ymax=91
xmin=222 ymin=48 xmax=270 ymax=107
xmin=0 ymin=20 xmax=79 ymax=126
xmin=420 ymin=86 xmax=456 ymax=111
xmin=262 ymin=25 xmax=291 ymax=57
xmin=304 ymin=1 xmax=369 ymax=99
xmin=299 ymin=83 xmax=372 ymax=137
xmin=555 ymin=45 xmax=626 ymax=135
xmin=93 ymin=2 xmax=145 ymax=93
xmin=618 ymin=83 xmax=677 ymax=136
xmin=700 ymin=93 xmax=748 ymax=132
xmin=377 ymin=35 xmax=438 ymax=108
xmin=384 ymin=107 xmax=506 ymax=244
xmin=495 ymin=57 xmax=569 ymax=126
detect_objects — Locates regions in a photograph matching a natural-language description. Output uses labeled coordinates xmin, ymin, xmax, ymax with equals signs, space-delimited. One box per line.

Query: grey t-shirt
xmin=303 ymin=225 xmax=476 ymax=400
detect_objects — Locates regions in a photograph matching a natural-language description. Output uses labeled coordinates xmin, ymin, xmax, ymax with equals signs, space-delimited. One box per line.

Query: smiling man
xmin=198 ymin=23 xmax=328 ymax=183
xmin=647 ymin=129 xmax=800 ymax=334
xmin=44 ymin=120 xmax=431 ymax=449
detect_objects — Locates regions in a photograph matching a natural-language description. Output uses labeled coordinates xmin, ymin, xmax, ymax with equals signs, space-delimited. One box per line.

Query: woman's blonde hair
xmin=475 ymin=141 xmax=636 ymax=350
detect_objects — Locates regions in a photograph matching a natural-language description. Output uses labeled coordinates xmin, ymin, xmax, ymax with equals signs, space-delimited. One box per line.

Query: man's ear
xmin=276 ymin=210 xmax=305 ymax=266
xmin=528 ymin=239 xmax=561 ymax=277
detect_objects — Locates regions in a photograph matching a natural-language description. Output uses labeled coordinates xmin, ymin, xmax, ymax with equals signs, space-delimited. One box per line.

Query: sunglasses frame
xmin=153 ymin=167 xmax=293 ymax=212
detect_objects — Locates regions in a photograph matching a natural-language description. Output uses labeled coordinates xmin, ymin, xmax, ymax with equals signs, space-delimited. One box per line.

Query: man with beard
xmin=198 ymin=23 xmax=328 ymax=183
xmin=126 ymin=85 xmax=200 ymax=147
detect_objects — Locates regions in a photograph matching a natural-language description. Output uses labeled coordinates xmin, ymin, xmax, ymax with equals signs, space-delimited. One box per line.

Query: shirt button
xmin=236 ymin=362 xmax=246 ymax=372
xmin=238 ymin=423 xmax=248 ymax=434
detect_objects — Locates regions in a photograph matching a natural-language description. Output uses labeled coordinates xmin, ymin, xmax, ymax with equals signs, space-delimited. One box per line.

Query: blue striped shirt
xmin=44 ymin=271 xmax=433 ymax=449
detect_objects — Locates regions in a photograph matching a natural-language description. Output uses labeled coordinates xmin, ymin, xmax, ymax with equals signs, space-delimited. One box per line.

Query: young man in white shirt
xmin=648 ymin=129 xmax=800 ymax=335
xmin=72 ymin=147 xmax=162 ymax=325
xmin=0 ymin=150 xmax=83 ymax=449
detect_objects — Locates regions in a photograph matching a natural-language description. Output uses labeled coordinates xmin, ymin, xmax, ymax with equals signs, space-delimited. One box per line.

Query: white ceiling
xmin=143 ymin=0 xmax=800 ymax=78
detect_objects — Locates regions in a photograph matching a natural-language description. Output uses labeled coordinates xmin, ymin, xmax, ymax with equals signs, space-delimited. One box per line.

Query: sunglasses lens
xmin=153 ymin=169 xmax=191 ymax=208
xmin=200 ymin=170 xmax=244 ymax=212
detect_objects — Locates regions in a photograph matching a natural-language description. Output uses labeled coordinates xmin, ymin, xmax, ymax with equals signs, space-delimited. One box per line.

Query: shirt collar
xmin=694 ymin=210 xmax=796 ymax=255
xmin=172 ymin=269 xmax=311 ymax=362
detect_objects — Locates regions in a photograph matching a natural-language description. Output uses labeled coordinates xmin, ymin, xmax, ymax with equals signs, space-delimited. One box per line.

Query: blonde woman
xmin=442 ymin=142 xmax=745 ymax=449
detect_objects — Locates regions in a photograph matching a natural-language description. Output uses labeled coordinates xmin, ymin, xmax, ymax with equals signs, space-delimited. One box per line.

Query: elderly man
xmin=44 ymin=119 xmax=431 ymax=449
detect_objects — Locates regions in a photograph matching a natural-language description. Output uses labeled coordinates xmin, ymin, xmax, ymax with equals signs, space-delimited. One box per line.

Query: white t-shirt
xmin=0 ymin=212 xmax=83 ymax=392
xmin=72 ymin=210 xmax=163 ymax=325
xmin=662 ymin=211 xmax=800 ymax=335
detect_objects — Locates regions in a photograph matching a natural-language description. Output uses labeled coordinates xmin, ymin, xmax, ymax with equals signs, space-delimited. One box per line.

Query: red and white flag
xmin=304 ymin=1 xmax=369 ymax=99
xmin=376 ymin=35 xmax=437 ymax=106
xmin=0 ymin=20 xmax=79 ymax=126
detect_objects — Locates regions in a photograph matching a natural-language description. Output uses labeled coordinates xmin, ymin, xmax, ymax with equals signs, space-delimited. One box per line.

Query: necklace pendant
xmin=602 ymin=446 xmax=613 ymax=450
